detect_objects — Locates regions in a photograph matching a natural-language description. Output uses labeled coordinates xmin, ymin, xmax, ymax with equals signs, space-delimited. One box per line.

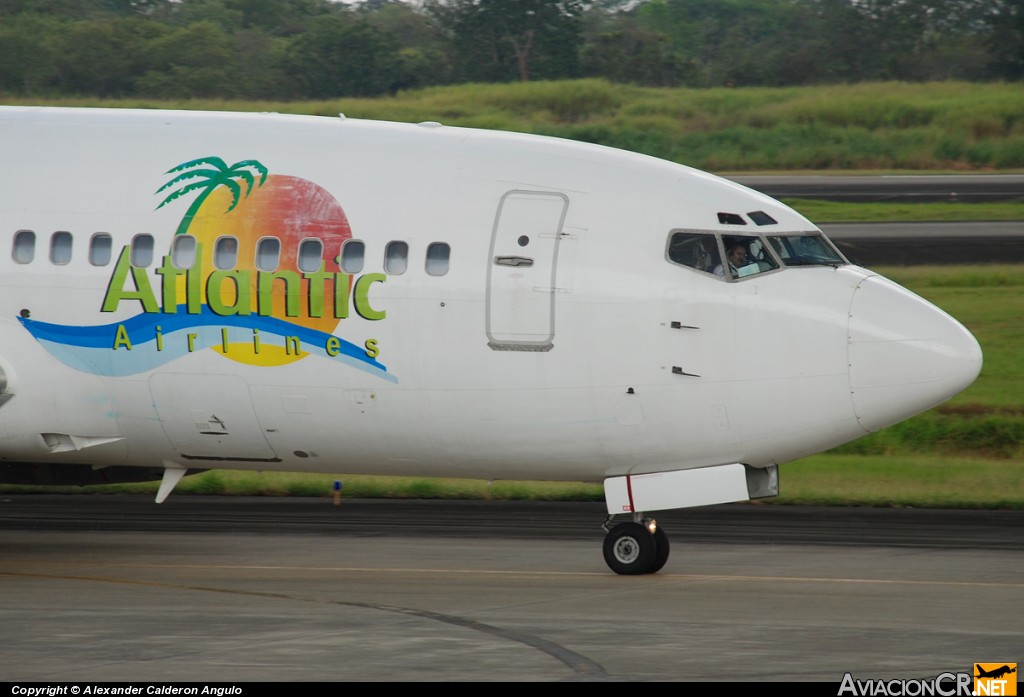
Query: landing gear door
xmin=486 ymin=190 xmax=568 ymax=351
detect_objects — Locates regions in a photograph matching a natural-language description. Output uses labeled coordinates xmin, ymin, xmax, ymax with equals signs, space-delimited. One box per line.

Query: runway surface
xmin=824 ymin=221 xmax=1024 ymax=265
xmin=2 ymin=496 xmax=1022 ymax=682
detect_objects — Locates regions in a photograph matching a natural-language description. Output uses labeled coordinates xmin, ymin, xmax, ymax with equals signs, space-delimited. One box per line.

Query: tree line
xmin=0 ymin=0 xmax=1020 ymax=100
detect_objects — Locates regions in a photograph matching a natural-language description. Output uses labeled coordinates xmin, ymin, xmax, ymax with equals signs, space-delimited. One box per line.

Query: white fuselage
xmin=0 ymin=107 xmax=981 ymax=485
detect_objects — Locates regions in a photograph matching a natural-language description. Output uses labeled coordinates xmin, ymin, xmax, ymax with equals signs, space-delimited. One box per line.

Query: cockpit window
xmin=667 ymin=231 xmax=835 ymax=280
xmin=719 ymin=235 xmax=779 ymax=279
xmin=767 ymin=234 xmax=846 ymax=267
xmin=717 ymin=212 xmax=746 ymax=225
xmin=667 ymin=232 xmax=721 ymax=276
xmin=747 ymin=211 xmax=778 ymax=226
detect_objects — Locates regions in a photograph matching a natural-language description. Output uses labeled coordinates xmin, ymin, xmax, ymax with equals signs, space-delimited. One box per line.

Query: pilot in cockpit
xmin=713 ymin=242 xmax=748 ymax=278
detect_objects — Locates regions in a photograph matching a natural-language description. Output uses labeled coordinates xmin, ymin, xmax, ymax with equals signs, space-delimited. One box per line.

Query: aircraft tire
xmin=649 ymin=526 xmax=670 ymax=574
xmin=603 ymin=522 xmax=657 ymax=575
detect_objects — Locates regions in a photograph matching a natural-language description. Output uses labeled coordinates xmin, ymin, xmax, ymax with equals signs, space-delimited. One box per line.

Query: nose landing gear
xmin=601 ymin=464 xmax=779 ymax=574
xmin=602 ymin=516 xmax=670 ymax=575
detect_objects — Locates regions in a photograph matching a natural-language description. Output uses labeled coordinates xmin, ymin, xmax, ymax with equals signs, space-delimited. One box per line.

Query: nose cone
xmin=848 ymin=275 xmax=982 ymax=433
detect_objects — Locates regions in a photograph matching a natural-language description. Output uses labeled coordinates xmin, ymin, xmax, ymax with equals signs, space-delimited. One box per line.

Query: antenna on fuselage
xmin=156 ymin=463 xmax=188 ymax=503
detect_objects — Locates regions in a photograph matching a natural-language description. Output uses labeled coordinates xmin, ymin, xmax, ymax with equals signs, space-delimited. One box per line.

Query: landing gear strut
xmin=602 ymin=515 xmax=670 ymax=575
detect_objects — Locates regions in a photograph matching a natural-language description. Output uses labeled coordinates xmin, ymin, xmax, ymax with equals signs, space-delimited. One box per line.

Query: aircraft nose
xmin=848 ymin=275 xmax=982 ymax=433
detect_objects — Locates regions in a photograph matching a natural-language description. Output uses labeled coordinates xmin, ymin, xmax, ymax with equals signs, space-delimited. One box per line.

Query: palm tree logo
xmin=156 ymin=156 xmax=269 ymax=236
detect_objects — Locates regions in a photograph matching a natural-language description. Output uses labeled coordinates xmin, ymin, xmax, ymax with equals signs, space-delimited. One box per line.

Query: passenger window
xmin=12 ymin=230 xmax=35 ymax=264
xmin=384 ymin=241 xmax=409 ymax=275
xmin=340 ymin=239 xmax=365 ymax=274
xmin=297 ymin=238 xmax=322 ymax=273
xmin=89 ymin=233 xmax=113 ymax=266
xmin=667 ymin=232 xmax=721 ymax=276
xmin=131 ymin=234 xmax=154 ymax=267
xmin=50 ymin=231 xmax=73 ymax=265
xmin=256 ymin=237 xmax=280 ymax=271
xmin=425 ymin=242 xmax=450 ymax=276
xmin=171 ymin=235 xmax=197 ymax=269
xmin=214 ymin=236 xmax=238 ymax=270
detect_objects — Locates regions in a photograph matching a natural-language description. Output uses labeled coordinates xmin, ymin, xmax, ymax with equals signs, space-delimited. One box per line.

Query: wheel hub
xmin=613 ymin=535 xmax=640 ymax=564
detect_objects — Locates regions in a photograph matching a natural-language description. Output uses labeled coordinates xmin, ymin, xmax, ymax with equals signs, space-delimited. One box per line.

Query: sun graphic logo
xmin=154 ymin=156 xmax=361 ymax=367
xmin=974 ymin=663 xmax=1017 ymax=696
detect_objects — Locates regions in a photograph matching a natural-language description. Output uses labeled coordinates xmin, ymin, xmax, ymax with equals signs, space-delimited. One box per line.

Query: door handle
xmin=494 ymin=256 xmax=534 ymax=267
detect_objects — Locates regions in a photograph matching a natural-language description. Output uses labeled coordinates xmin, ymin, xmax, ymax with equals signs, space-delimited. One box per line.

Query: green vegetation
xmin=5 ymin=455 xmax=1021 ymax=509
xmin=775 ymin=455 xmax=1024 ymax=509
xmin=5 ymin=265 xmax=1020 ymax=508
xmin=0 ymin=470 xmax=605 ymax=502
xmin=3 ymin=1 xmax=1020 ymax=101
xmin=12 ymin=80 xmax=1024 ymax=171
xmin=784 ymin=200 xmax=1024 ymax=223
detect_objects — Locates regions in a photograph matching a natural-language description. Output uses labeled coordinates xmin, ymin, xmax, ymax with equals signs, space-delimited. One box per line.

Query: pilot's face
xmin=729 ymin=246 xmax=746 ymax=265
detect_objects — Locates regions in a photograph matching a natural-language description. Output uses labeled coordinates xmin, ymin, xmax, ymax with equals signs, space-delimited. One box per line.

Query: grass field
xmin=8 ymin=80 xmax=1024 ymax=171
xmin=784 ymin=199 xmax=1024 ymax=223
xmin=5 ymin=453 xmax=1020 ymax=509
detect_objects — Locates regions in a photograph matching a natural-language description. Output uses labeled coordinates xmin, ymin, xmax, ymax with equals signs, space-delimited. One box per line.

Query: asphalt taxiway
xmin=2 ymin=496 xmax=1021 ymax=682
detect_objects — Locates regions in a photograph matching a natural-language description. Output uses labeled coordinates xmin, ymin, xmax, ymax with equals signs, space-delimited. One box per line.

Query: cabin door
xmin=486 ymin=190 xmax=569 ymax=350
xmin=149 ymin=373 xmax=279 ymax=462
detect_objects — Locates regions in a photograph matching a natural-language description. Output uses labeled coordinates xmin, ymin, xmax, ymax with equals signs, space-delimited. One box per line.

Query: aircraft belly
xmin=247 ymin=383 xmax=421 ymax=468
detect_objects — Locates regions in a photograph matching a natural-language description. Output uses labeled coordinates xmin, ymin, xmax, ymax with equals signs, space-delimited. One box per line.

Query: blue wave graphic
xmin=18 ymin=306 xmax=395 ymax=381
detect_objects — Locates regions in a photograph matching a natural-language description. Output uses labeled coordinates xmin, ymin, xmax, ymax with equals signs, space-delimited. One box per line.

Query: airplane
xmin=976 ymin=666 xmax=1017 ymax=680
xmin=0 ymin=106 xmax=982 ymax=574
